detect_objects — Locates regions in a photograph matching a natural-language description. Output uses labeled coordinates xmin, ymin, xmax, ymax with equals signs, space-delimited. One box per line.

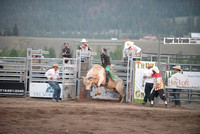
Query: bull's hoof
xmin=120 ymin=98 xmax=125 ymax=103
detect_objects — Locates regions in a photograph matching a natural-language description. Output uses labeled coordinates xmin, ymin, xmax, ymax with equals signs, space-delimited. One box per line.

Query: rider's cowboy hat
xmin=52 ymin=64 xmax=59 ymax=68
xmin=81 ymin=38 xmax=87 ymax=43
xmin=152 ymin=66 xmax=160 ymax=73
xmin=173 ymin=65 xmax=182 ymax=71
xmin=124 ymin=41 xmax=134 ymax=49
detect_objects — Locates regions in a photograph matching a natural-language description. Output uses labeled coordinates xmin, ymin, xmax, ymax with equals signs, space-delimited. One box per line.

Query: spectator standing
xmin=172 ymin=65 xmax=182 ymax=107
xmin=150 ymin=66 xmax=168 ymax=107
xmin=45 ymin=64 xmax=61 ymax=102
xmin=142 ymin=64 xmax=154 ymax=105
xmin=62 ymin=42 xmax=71 ymax=63
xmin=80 ymin=38 xmax=93 ymax=52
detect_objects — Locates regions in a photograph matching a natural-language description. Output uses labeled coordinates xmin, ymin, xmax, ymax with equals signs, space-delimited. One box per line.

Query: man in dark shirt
xmin=61 ymin=42 xmax=71 ymax=63
xmin=101 ymin=47 xmax=111 ymax=87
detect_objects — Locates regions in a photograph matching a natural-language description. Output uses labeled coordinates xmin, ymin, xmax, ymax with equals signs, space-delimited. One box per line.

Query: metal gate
xmin=27 ymin=48 xmax=81 ymax=100
xmin=62 ymin=50 xmax=81 ymax=100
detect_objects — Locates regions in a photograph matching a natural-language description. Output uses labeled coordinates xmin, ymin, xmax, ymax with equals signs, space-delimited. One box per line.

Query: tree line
xmin=0 ymin=46 xmax=199 ymax=64
xmin=0 ymin=46 xmax=56 ymax=58
xmin=0 ymin=0 xmax=200 ymax=39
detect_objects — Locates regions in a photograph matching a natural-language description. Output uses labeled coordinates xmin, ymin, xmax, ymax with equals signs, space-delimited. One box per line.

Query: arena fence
xmin=27 ymin=48 xmax=81 ymax=100
xmin=0 ymin=57 xmax=26 ymax=96
xmin=166 ymin=88 xmax=200 ymax=102
xmin=0 ymin=47 xmax=200 ymax=103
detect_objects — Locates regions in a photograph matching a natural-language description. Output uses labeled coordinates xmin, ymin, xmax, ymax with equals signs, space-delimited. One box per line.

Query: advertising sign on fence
xmin=133 ymin=61 xmax=156 ymax=102
xmin=29 ymin=83 xmax=62 ymax=98
xmin=0 ymin=82 xmax=25 ymax=96
xmin=165 ymin=71 xmax=200 ymax=89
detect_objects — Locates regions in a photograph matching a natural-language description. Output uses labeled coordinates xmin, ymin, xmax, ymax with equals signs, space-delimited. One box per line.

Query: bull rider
xmin=101 ymin=47 xmax=117 ymax=88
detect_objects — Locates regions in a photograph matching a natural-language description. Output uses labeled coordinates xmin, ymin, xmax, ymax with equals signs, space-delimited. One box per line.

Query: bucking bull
xmin=82 ymin=64 xmax=125 ymax=103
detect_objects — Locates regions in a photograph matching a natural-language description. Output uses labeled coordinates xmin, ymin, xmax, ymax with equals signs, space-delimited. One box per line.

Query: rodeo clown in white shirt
xmin=45 ymin=64 xmax=61 ymax=102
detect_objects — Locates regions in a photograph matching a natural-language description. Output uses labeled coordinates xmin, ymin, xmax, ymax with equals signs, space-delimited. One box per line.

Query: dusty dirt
xmin=0 ymin=97 xmax=200 ymax=134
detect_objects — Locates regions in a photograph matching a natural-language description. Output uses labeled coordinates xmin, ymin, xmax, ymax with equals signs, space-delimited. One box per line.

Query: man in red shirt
xmin=150 ymin=66 xmax=168 ymax=107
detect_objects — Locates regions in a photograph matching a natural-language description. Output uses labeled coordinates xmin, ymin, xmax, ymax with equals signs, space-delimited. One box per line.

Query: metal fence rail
xmin=166 ymin=88 xmax=200 ymax=102
xmin=27 ymin=49 xmax=81 ymax=100
xmin=0 ymin=57 xmax=26 ymax=82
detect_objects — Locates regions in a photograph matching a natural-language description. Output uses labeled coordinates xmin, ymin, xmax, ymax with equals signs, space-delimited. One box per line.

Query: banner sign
xmin=165 ymin=71 xmax=200 ymax=89
xmin=164 ymin=38 xmax=200 ymax=44
xmin=30 ymin=83 xmax=62 ymax=98
xmin=0 ymin=82 xmax=25 ymax=96
xmin=133 ymin=61 xmax=156 ymax=101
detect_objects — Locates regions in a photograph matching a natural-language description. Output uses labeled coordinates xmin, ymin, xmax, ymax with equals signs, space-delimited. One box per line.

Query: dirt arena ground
xmin=0 ymin=97 xmax=200 ymax=134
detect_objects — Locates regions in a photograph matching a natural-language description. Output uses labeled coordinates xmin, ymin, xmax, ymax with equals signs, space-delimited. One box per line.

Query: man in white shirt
xmin=123 ymin=41 xmax=141 ymax=62
xmin=142 ymin=64 xmax=154 ymax=105
xmin=80 ymin=38 xmax=93 ymax=62
xmin=80 ymin=38 xmax=93 ymax=52
xmin=45 ymin=64 xmax=61 ymax=102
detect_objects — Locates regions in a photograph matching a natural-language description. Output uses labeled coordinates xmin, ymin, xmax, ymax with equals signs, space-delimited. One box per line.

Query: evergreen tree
xmin=9 ymin=48 xmax=18 ymax=57
xmin=13 ymin=24 xmax=19 ymax=36
xmin=17 ymin=48 xmax=27 ymax=57
xmin=48 ymin=47 xmax=56 ymax=58
xmin=0 ymin=48 xmax=10 ymax=57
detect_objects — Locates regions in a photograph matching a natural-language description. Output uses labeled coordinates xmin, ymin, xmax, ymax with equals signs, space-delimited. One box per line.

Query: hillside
xmin=0 ymin=0 xmax=200 ymax=39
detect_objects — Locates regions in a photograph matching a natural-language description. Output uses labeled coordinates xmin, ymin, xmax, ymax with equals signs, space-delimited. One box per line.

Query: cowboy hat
xmin=173 ymin=65 xmax=181 ymax=71
xmin=52 ymin=64 xmax=58 ymax=68
xmin=152 ymin=66 xmax=159 ymax=73
xmin=81 ymin=38 xmax=87 ymax=43
xmin=124 ymin=41 xmax=134 ymax=49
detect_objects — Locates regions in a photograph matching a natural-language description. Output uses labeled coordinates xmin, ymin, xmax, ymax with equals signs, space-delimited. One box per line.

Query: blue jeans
xmin=49 ymin=81 xmax=61 ymax=100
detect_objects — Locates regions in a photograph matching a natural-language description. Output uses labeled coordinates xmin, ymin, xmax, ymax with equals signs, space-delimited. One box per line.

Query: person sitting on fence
xmin=150 ymin=66 xmax=168 ymax=107
xmin=172 ymin=65 xmax=182 ymax=107
xmin=101 ymin=47 xmax=117 ymax=88
xmin=45 ymin=64 xmax=61 ymax=102
xmin=123 ymin=41 xmax=141 ymax=62
xmin=61 ymin=42 xmax=71 ymax=63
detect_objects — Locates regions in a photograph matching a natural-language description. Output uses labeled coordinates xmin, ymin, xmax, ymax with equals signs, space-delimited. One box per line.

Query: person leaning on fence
xmin=150 ymin=66 xmax=168 ymax=107
xmin=142 ymin=64 xmax=154 ymax=105
xmin=80 ymin=38 xmax=93 ymax=62
xmin=123 ymin=41 xmax=141 ymax=62
xmin=172 ymin=65 xmax=182 ymax=107
xmin=45 ymin=64 xmax=61 ymax=102
xmin=80 ymin=38 xmax=93 ymax=52
xmin=61 ymin=42 xmax=71 ymax=63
